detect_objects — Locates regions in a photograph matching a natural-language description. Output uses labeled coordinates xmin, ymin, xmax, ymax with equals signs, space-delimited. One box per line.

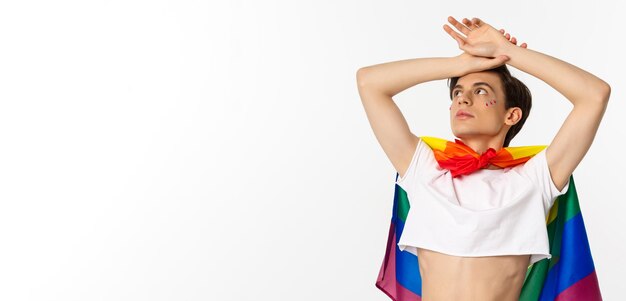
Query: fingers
xmin=447 ymin=16 xmax=472 ymax=36
xmin=477 ymin=55 xmax=510 ymax=72
xmin=443 ymin=24 xmax=467 ymax=48
xmin=462 ymin=18 xmax=478 ymax=30
xmin=471 ymin=17 xmax=485 ymax=27
xmin=499 ymin=28 xmax=528 ymax=48
xmin=491 ymin=55 xmax=510 ymax=68
xmin=447 ymin=17 xmax=528 ymax=50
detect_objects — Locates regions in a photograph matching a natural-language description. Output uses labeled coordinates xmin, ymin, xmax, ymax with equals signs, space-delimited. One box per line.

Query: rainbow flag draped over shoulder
xmin=375 ymin=136 xmax=602 ymax=301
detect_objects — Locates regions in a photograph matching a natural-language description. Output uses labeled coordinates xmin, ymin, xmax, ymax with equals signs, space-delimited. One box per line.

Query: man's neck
xmin=457 ymin=137 xmax=504 ymax=155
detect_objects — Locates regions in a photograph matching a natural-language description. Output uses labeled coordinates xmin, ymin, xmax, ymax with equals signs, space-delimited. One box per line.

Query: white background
xmin=0 ymin=0 xmax=623 ymax=300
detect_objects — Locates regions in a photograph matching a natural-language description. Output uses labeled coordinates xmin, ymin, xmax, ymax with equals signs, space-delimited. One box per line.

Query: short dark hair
xmin=447 ymin=64 xmax=532 ymax=147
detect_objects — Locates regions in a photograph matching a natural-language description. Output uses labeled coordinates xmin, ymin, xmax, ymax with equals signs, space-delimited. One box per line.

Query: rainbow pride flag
xmin=375 ymin=138 xmax=602 ymax=300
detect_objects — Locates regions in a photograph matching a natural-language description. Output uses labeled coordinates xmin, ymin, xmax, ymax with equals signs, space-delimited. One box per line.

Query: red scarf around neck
xmin=421 ymin=137 xmax=546 ymax=178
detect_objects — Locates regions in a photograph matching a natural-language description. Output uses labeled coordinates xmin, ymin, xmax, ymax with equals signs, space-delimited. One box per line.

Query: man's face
xmin=449 ymin=72 xmax=510 ymax=139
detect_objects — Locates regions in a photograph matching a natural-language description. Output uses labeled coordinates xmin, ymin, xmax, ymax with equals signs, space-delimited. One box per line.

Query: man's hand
xmin=454 ymin=51 xmax=510 ymax=76
xmin=443 ymin=16 xmax=528 ymax=58
xmin=498 ymin=28 xmax=528 ymax=49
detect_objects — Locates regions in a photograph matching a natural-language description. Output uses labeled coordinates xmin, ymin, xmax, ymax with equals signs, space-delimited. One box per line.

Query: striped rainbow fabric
xmin=375 ymin=136 xmax=602 ymax=300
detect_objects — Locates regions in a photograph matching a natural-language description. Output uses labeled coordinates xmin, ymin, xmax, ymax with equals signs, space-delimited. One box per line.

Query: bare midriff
xmin=417 ymin=247 xmax=531 ymax=301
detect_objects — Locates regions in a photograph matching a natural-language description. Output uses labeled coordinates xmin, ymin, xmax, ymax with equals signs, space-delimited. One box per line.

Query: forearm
xmin=501 ymin=44 xmax=610 ymax=105
xmin=357 ymin=56 xmax=465 ymax=97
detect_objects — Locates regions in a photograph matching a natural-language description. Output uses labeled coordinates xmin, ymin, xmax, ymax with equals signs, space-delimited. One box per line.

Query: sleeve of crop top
xmin=395 ymin=137 xmax=429 ymax=195
xmin=520 ymin=148 xmax=571 ymax=208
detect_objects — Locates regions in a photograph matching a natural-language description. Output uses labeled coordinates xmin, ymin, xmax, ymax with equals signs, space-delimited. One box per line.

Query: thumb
xmin=491 ymin=55 xmax=510 ymax=67
xmin=481 ymin=55 xmax=510 ymax=70
xmin=460 ymin=43 xmax=477 ymax=54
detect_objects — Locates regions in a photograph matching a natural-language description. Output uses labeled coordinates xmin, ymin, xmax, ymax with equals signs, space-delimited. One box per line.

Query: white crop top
xmin=395 ymin=137 xmax=570 ymax=265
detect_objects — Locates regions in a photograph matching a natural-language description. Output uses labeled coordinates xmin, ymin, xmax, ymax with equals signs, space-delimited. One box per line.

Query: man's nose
xmin=457 ymin=94 xmax=471 ymax=105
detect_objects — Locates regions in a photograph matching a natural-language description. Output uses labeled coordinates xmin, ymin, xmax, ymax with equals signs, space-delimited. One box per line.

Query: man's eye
xmin=453 ymin=89 xmax=486 ymax=97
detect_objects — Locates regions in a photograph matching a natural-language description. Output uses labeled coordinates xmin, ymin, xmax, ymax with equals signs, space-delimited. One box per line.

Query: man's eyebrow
xmin=452 ymin=82 xmax=494 ymax=92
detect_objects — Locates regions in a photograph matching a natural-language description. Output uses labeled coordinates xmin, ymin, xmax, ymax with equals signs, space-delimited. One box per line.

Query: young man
xmin=356 ymin=16 xmax=610 ymax=300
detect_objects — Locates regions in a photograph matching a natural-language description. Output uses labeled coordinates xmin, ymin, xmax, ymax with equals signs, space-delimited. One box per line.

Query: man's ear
xmin=505 ymin=107 xmax=522 ymax=126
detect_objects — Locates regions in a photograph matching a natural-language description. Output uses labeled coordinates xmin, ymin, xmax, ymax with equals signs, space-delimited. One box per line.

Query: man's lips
xmin=455 ymin=110 xmax=474 ymax=117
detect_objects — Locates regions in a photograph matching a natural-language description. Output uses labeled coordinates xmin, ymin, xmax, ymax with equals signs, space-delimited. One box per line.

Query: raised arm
xmin=447 ymin=16 xmax=611 ymax=191
xmin=506 ymin=43 xmax=610 ymax=191
xmin=356 ymin=52 xmax=508 ymax=178
xmin=356 ymin=57 xmax=463 ymax=178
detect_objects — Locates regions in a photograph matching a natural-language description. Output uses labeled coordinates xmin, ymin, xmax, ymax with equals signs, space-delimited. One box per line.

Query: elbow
xmin=595 ymin=82 xmax=611 ymax=103
xmin=593 ymin=81 xmax=611 ymax=105
xmin=357 ymin=67 xmax=392 ymax=96
xmin=602 ymin=82 xmax=611 ymax=102
xmin=356 ymin=67 xmax=384 ymax=93
xmin=356 ymin=67 xmax=371 ymax=89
